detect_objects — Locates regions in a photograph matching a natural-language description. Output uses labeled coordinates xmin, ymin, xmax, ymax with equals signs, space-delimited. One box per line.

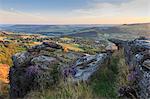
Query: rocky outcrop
xmin=109 ymin=37 xmax=150 ymax=99
xmin=9 ymin=42 xmax=110 ymax=98
xmin=9 ymin=42 xmax=62 ymax=98
xmin=63 ymin=53 xmax=109 ymax=82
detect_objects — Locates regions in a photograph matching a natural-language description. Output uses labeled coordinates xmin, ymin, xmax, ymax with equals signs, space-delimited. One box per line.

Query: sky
xmin=0 ymin=0 xmax=150 ymax=24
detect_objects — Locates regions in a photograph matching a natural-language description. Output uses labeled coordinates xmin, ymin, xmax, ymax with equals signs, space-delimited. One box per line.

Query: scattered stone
xmin=28 ymin=42 xmax=63 ymax=52
xmin=106 ymin=43 xmax=118 ymax=52
xmin=43 ymin=42 xmax=62 ymax=49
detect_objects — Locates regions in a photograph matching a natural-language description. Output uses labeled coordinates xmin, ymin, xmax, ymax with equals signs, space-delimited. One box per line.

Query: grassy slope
xmin=2 ymin=23 xmax=149 ymax=39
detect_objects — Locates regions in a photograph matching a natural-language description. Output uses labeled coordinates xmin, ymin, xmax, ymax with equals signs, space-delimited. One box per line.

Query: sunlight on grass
xmin=0 ymin=43 xmax=26 ymax=66
xmin=27 ymin=42 xmax=42 ymax=47
xmin=0 ymin=64 xmax=9 ymax=84
xmin=60 ymin=37 xmax=72 ymax=41
xmin=59 ymin=43 xmax=84 ymax=52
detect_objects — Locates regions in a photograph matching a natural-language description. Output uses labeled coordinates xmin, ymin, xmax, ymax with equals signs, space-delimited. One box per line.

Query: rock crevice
xmin=109 ymin=37 xmax=150 ymax=99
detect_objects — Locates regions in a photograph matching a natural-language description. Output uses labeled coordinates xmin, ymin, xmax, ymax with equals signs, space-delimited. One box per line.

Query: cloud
xmin=73 ymin=0 xmax=150 ymax=18
xmin=0 ymin=9 xmax=50 ymax=24
xmin=0 ymin=8 xmax=78 ymax=24
xmin=0 ymin=0 xmax=149 ymax=24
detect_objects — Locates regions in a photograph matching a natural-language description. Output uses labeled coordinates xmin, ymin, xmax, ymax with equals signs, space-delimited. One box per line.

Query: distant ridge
xmin=122 ymin=22 xmax=150 ymax=26
xmin=0 ymin=23 xmax=149 ymax=38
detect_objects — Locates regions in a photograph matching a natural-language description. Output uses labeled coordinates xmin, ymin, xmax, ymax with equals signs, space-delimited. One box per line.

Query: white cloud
xmin=0 ymin=0 xmax=149 ymax=24
xmin=73 ymin=0 xmax=150 ymax=18
xmin=0 ymin=9 xmax=52 ymax=24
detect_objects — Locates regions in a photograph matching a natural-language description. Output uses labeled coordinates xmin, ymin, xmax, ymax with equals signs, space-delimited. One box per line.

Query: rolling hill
xmin=0 ymin=23 xmax=149 ymax=39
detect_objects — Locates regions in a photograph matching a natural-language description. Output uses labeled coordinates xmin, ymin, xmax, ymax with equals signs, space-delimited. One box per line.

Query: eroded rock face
xmin=63 ymin=53 xmax=109 ymax=82
xmin=12 ymin=52 xmax=32 ymax=67
xmin=9 ymin=42 xmax=110 ymax=98
xmin=31 ymin=56 xmax=58 ymax=70
xmin=134 ymin=51 xmax=150 ymax=99
xmin=109 ymin=37 xmax=150 ymax=99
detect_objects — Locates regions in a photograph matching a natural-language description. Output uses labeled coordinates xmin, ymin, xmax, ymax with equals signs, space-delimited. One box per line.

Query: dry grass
xmin=25 ymin=79 xmax=94 ymax=99
xmin=27 ymin=42 xmax=42 ymax=46
xmin=0 ymin=43 xmax=26 ymax=66
xmin=0 ymin=82 xmax=9 ymax=98
xmin=60 ymin=37 xmax=72 ymax=41
xmin=59 ymin=43 xmax=84 ymax=52
xmin=0 ymin=64 xmax=9 ymax=83
xmin=115 ymin=49 xmax=129 ymax=87
xmin=0 ymin=35 xmax=8 ymax=41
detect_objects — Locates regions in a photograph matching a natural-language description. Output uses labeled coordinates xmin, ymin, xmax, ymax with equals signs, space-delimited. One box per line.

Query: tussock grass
xmin=25 ymin=79 xmax=93 ymax=99
xmin=114 ymin=49 xmax=129 ymax=87
xmin=91 ymin=49 xmax=129 ymax=98
xmin=91 ymin=54 xmax=118 ymax=98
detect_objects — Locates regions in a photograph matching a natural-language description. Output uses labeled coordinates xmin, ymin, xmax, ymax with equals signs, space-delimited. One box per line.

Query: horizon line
xmin=0 ymin=22 xmax=149 ymax=25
